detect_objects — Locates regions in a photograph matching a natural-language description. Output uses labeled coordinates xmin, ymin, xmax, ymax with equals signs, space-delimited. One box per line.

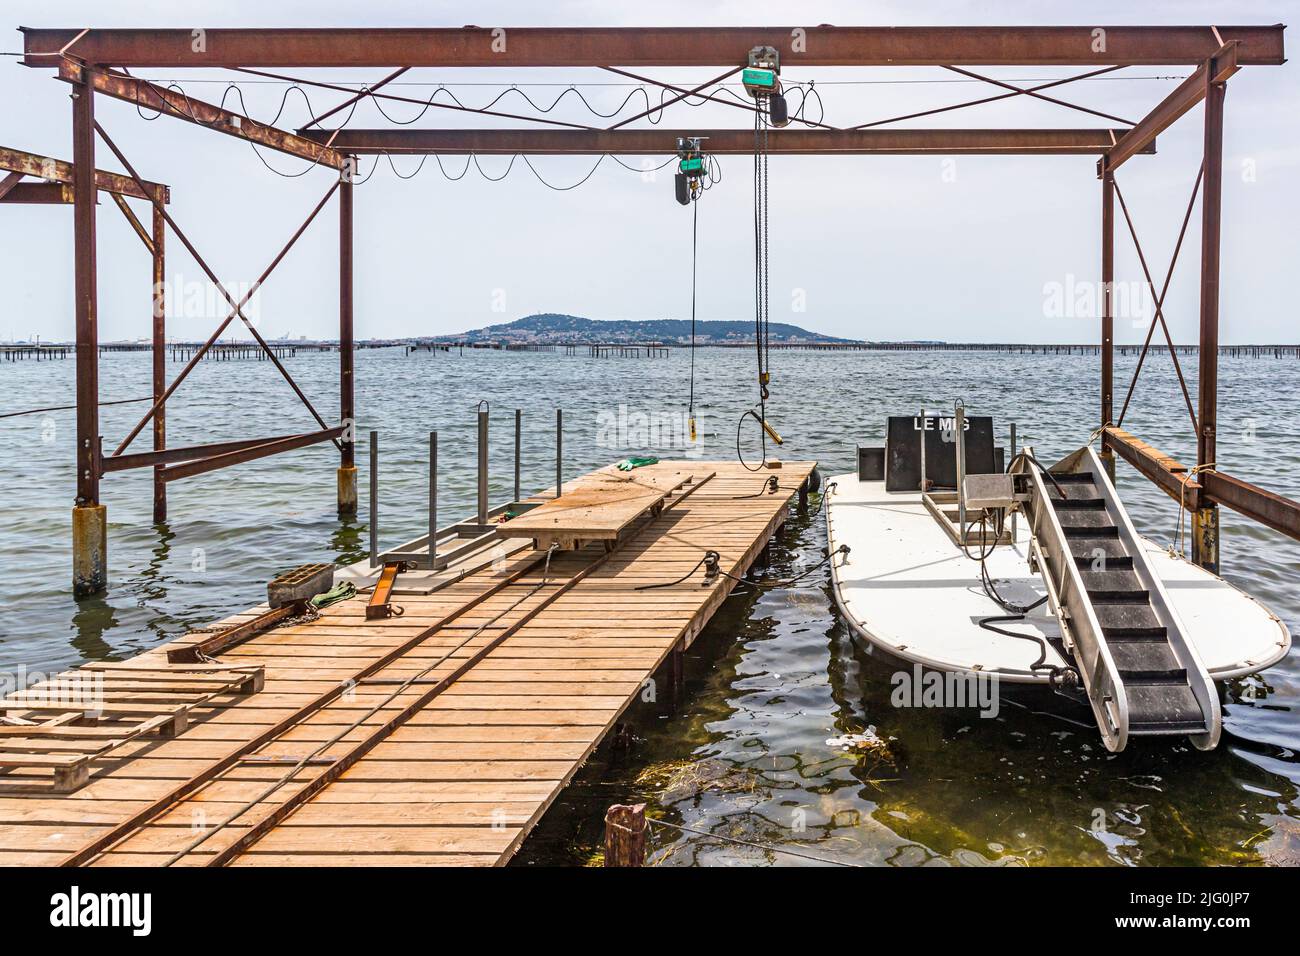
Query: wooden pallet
xmin=0 ymin=662 xmax=264 ymax=792
xmin=498 ymin=466 xmax=712 ymax=551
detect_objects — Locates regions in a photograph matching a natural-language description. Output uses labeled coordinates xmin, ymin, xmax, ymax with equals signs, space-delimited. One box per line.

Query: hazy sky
xmin=1 ymin=1 xmax=1296 ymax=344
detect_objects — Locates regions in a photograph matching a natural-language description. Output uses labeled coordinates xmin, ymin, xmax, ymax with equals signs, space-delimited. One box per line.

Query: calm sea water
xmin=1 ymin=346 xmax=1297 ymax=866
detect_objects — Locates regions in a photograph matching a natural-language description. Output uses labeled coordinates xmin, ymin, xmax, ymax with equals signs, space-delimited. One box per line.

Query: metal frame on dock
xmin=11 ymin=22 xmax=1297 ymax=593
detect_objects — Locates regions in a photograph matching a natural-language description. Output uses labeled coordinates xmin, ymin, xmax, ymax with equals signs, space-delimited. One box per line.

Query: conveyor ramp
xmin=1017 ymin=446 xmax=1220 ymax=751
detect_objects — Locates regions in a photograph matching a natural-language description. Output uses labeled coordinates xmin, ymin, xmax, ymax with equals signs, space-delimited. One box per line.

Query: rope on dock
xmin=645 ymin=818 xmax=865 ymax=867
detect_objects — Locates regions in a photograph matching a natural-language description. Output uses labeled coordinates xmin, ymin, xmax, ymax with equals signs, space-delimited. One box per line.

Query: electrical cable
xmin=634 ymin=551 xmax=719 ymax=591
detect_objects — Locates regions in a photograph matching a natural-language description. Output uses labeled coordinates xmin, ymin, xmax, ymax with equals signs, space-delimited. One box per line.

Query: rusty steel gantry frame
xmin=13 ymin=23 xmax=1295 ymax=595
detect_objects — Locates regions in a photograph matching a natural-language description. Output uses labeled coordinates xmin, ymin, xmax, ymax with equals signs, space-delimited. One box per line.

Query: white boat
xmin=824 ymin=412 xmax=1291 ymax=752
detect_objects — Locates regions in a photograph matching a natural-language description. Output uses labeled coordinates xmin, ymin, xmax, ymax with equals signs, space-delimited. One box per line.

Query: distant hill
xmin=433 ymin=313 xmax=850 ymax=345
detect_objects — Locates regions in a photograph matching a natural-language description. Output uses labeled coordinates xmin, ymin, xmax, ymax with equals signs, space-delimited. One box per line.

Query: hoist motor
xmin=674 ymin=136 xmax=708 ymax=206
xmin=743 ymin=46 xmax=790 ymax=127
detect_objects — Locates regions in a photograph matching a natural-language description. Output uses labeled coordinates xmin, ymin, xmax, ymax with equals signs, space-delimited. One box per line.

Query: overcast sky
xmin=1 ymin=1 xmax=1296 ymax=344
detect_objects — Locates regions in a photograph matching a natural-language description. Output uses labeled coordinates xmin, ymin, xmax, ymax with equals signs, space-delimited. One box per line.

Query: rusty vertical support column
xmin=151 ymin=202 xmax=167 ymax=523
xmin=1100 ymin=168 xmax=1116 ymax=482
xmin=1194 ymin=72 xmax=1225 ymax=574
xmin=71 ymin=69 xmax=105 ymax=597
xmin=603 ymin=803 xmax=647 ymax=867
xmin=337 ymin=161 xmax=357 ymax=517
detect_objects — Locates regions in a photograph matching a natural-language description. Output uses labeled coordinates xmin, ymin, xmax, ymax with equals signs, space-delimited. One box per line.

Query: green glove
xmin=617 ymin=456 xmax=659 ymax=471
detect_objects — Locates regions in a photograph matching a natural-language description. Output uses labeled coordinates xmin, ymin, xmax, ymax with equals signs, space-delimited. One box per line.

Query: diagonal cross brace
xmin=92 ymin=119 xmax=342 ymax=458
xmin=1112 ymin=169 xmax=1203 ymax=434
xmin=852 ymin=65 xmax=1125 ymax=130
xmin=941 ymin=64 xmax=1135 ymax=126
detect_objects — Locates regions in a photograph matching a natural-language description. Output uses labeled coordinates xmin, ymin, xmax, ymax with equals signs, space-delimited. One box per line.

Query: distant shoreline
xmin=7 ymin=341 xmax=1298 ymax=355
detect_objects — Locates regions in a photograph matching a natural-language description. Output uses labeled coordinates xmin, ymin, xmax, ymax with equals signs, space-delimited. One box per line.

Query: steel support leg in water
xmin=1099 ymin=170 xmax=1116 ymax=484
xmin=71 ymin=69 xmax=105 ymax=596
xmin=151 ymin=202 xmax=167 ymax=523
xmin=1195 ymin=59 xmax=1226 ymax=574
xmin=337 ymin=166 xmax=357 ymax=517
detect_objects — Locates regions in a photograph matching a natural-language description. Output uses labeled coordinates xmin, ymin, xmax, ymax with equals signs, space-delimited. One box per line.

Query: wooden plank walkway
xmin=0 ymin=459 xmax=814 ymax=866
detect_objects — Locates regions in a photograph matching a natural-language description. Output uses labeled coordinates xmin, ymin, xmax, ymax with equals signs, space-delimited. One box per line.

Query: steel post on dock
xmin=428 ymin=430 xmax=437 ymax=568
xmin=514 ymin=408 xmax=521 ymax=504
xmin=477 ymin=405 xmax=489 ymax=526
xmin=1099 ymin=169 xmax=1116 ymax=482
xmin=151 ymin=200 xmax=167 ymax=522
xmin=1194 ymin=65 xmax=1225 ymax=574
xmin=368 ymin=430 xmax=378 ymax=568
xmin=337 ymin=165 xmax=358 ymax=517
xmin=555 ymin=408 xmax=563 ymax=498
xmin=71 ymin=70 xmax=106 ymax=597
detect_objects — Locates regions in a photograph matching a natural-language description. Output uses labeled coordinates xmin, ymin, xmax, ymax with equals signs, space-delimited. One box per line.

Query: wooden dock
xmin=0 ymin=459 xmax=814 ymax=866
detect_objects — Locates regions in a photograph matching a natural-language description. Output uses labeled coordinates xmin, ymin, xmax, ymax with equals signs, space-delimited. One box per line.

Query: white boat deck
xmin=826 ymin=475 xmax=1290 ymax=683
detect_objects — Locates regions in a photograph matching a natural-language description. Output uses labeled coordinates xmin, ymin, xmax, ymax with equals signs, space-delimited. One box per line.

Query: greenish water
xmin=1 ymin=346 xmax=1296 ymax=866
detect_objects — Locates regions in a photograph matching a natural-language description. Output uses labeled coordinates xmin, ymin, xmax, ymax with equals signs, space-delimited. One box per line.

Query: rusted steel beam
xmin=0 ymin=171 xmax=23 ymax=200
xmin=1200 ymin=471 xmax=1300 ymax=541
xmin=1102 ymin=428 xmax=1300 ymax=542
xmin=109 ymin=193 xmax=153 ymax=254
xmin=159 ymin=427 xmax=344 ymax=482
xmin=1100 ymin=172 xmax=1114 ymax=433
xmin=72 ymin=75 xmax=98 ymax=507
xmin=1101 ymin=427 xmax=1200 ymax=511
xmin=301 ymin=66 xmax=408 ymax=129
xmin=0 ymin=182 xmax=73 ymax=203
xmin=1102 ymin=42 xmax=1238 ymax=174
xmin=102 ymin=432 xmax=316 ymax=472
xmin=0 ymin=145 xmax=167 ymax=202
xmin=58 ymin=61 xmax=345 ymax=171
xmin=151 ymin=203 xmax=166 ymax=523
xmin=1198 ymin=72 xmax=1226 ymax=473
xmin=21 ymin=25 xmax=1286 ymax=68
xmin=339 ymin=173 xmax=355 ymax=471
xmin=300 ymin=127 xmax=1152 ymax=155
xmin=167 ymin=603 xmax=303 ymax=664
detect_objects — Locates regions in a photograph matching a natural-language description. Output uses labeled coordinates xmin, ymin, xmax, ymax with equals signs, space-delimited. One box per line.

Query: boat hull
xmin=825 ymin=474 xmax=1291 ymax=685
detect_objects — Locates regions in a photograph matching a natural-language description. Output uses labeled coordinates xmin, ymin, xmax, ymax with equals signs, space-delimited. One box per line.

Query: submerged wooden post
xmin=667 ymin=638 xmax=685 ymax=707
xmin=604 ymin=803 xmax=647 ymax=867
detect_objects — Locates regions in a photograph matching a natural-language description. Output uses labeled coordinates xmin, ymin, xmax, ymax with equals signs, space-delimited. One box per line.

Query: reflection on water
xmin=0 ymin=347 xmax=1296 ymax=866
xmin=515 ymin=506 xmax=1300 ymax=867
